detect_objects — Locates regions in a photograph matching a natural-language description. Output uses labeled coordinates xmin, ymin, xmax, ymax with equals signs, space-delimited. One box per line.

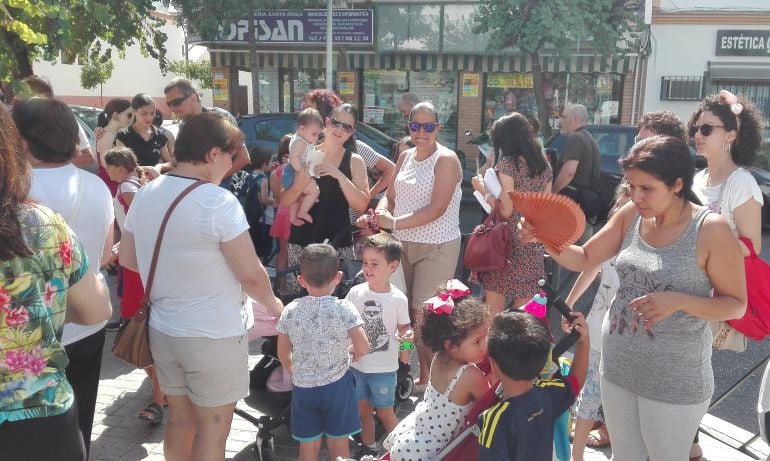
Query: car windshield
xmin=71 ymin=107 xmax=100 ymax=131
xmin=357 ymin=122 xmax=396 ymax=146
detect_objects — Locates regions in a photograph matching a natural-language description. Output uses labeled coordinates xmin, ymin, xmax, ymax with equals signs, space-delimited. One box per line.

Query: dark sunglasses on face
xmin=408 ymin=121 xmax=439 ymax=133
xmin=330 ymin=117 xmax=354 ymax=133
xmin=689 ymin=123 xmax=725 ymax=137
xmin=167 ymin=93 xmax=192 ymax=108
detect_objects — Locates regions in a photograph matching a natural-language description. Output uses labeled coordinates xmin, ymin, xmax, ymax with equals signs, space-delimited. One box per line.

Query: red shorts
xmin=120 ymin=267 xmax=145 ymax=319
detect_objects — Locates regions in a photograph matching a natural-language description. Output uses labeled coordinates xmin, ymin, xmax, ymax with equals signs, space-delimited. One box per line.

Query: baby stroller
xmin=377 ymin=277 xmax=590 ymax=461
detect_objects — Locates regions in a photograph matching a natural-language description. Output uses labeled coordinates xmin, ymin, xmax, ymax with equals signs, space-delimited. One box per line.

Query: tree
xmin=165 ymin=0 xmax=324 ymax=113
xmin=473 ymin=0 xmax=639 ymax=137
xmin=80 ymin=58 xmax=115 ymax=106
xmin=168 ymin=59 xmax=213 ymax=89
xmin=0 ymin=0 xmax=167 ymax=97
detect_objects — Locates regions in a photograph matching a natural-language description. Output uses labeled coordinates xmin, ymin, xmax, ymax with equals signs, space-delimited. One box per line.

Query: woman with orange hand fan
xmin=521 ymin=135 xmax=747 ymax=461
xmin=470 ymin=113 xmax=552 ymax=313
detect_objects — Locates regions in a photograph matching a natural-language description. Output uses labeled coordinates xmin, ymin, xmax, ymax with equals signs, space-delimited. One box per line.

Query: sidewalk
xmin=90 ymin=330 xmax=770 ymax=461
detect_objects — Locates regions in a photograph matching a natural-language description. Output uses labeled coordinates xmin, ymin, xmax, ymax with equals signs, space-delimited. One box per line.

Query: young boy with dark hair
xmin=238 ymin=146 xmax=275 ymax=262
xmin=276 ymin=243 xmax=370 ymax=461
xmin=478 ymin=310 xmax=589 ymax=460
xmin=345 ymin=232 xmax=412 ymax=457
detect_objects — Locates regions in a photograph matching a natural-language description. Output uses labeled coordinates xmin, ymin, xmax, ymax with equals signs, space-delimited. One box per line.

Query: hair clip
xmin=521 ymin=291 xmax=548 ymax=319
xmin=423 ymin=279 xmax=470 ymax=315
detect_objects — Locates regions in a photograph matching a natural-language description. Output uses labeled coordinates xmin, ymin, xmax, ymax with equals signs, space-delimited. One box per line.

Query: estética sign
xmin=716 ymin=30 xmax=770 ymax=57
xmin=217 ymin=9 xmax=373 ymax=45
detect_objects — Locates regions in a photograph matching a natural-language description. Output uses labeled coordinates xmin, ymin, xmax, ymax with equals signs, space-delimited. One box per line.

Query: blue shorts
xmin=351 ymin=368 xmax=396 ymax=408
xmin=291 ymin=371 xmax=360 ymax=441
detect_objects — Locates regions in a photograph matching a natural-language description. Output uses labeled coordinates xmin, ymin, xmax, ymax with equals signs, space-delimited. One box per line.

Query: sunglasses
xmin=167 ymin=93 xmax=192 ymax=108
xmin=689 ymin=123 xmax=725 ymax=137
xmin=408 ymin=121 xmax=439 ymax=133
xmin=330 ymin=117 xmax=354 ymax=134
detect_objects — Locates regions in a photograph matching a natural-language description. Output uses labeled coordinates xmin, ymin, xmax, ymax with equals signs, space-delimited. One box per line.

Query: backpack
xmin=238 ymin=172 xmax=267 ymax=226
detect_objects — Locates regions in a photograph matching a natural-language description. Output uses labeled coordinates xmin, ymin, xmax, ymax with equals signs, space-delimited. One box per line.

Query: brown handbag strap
xmin=141 ymin=180 xmax=207 ymax=305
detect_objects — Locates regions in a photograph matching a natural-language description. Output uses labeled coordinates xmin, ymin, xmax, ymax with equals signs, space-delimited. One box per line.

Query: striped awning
xmin=210 ymin=50 xmax=635 ymax=74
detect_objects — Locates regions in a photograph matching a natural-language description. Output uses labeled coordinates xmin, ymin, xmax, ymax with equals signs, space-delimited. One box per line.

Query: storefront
xmin=204 ymin=4 xmax=638 ymax=159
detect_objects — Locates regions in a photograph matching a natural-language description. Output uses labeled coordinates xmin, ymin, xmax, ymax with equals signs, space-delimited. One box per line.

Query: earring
xmin=722 ymin=142 xmax=731 ymax=152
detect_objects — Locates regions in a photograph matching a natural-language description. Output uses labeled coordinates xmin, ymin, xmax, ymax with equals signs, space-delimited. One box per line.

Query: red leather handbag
xmin=727 ymin=237 xmax=770 ymax=341
xmin=463 ymin=207 xmax=511 ymax=272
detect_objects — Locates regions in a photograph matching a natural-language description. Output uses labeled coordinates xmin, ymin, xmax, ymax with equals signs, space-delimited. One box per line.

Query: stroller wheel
xmin=395 ymin=374 xmax=414 ymax=403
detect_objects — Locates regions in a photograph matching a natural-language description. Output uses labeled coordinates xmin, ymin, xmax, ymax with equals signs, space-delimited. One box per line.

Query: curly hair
xmin=638 ymin=110 xmax=686 ymax=141
xmin=687 ymin=93 xmax=763 ymax=166
xmin=304 ymin=89 xmax=343 ymax=119
xmin=421 ymin=292 xmax=491 ymax=353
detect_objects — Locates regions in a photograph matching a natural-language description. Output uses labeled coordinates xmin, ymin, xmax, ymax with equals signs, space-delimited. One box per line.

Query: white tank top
xmin=393 ymin=144 xmax=461 ymax=244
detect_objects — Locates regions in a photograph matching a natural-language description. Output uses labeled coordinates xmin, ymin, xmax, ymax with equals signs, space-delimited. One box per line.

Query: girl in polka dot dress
xmin=383 ymin=280 xmax=491 ymax=461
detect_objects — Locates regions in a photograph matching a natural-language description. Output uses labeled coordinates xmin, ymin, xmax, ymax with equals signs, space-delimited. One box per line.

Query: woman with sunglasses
xmin=374 ymin=101 xmax=463 ymax=385
xmin=118 ymin=112 xmax=282 ymax=461
xmin=95 ymin=98 xmax=133 ymax=196
xmin=687 ymin=91 xmax=763 ymax=460
xmin=281 ymin=104 xmax=370 ymax=286
xmin=115 ymin=93 xmax=173 ymax=176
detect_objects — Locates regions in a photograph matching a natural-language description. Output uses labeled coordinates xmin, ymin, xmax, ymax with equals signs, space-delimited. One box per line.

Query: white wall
xmin=34 ymin=17 xmax=212 ymax=107
xmin=659 ymin=0 xmax=770 ymax=12
xmin=643 ymin=23 xmax=770 ymax=121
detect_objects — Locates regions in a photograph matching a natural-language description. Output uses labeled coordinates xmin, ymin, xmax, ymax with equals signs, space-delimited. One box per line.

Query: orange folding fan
xmin=508 ymin=191 xmax=586 ymax=253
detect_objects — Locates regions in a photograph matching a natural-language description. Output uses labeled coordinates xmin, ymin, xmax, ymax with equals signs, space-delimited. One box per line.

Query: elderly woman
xmin=0 ymin=104 xmax=112 ymax=461
xmin=522 ymin=135 xmax=746 ymax=460
xmin=374 ymin=101 xmax=463 ymax=385
xmin=118 ymin=112 xmax=282 ymax=461
xmin=281 ymin=104 xmax=370 ymax=277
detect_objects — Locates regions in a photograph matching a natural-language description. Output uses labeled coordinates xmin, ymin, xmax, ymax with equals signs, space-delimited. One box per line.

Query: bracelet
xmin=392 ymin=218 xmax=397 ymax=233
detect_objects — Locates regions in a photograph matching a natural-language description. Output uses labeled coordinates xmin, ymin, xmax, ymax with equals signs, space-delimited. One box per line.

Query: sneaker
xmin=106 ymin=317 xmax=127 ymax=332
xmin=353 ymin=444 xmax=378 ymax=459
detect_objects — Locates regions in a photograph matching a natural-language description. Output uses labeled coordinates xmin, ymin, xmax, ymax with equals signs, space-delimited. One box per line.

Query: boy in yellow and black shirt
xmin=478 ymin=310 xmax=589 ymax=460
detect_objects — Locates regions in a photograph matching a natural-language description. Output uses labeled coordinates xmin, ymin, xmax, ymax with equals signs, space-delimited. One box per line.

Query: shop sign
xmin=716 ymin=30 xmax=770 ymax=56
xmin=487 ymin=73 xmax=534 ymax=89
xmin=213 ymin=72 xmax=228 ymax=101
xmin=463 ymin=73 xmax=480 ymax=97
xmin=339 ymin=71 xmax=355 ymax=95
xmin=217 ymin=9 xmax=373 ymax=44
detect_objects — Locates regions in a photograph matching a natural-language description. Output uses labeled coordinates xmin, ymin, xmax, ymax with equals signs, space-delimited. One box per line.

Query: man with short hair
xmin=397 ymin=92 xmax=420 ymax=120
xmin=637 ymin=110 xmax=686 ymax=141
xmin=553 ymin=104 xmax=600 ymax=198
xmin=163 ymin=77 xmax=250 ymax=175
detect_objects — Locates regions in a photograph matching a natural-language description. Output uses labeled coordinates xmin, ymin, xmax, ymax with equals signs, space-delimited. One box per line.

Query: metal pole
xmin=326 ymin=0 xmax=333 ymax=90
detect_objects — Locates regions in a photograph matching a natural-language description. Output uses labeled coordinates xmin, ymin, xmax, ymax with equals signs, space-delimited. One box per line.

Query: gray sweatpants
xmin=601 ymin=376 xmax=710 ymax=461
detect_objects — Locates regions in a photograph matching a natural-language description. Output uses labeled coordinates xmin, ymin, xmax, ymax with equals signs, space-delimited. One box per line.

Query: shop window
xmin=376 ymin=5 xmax=441 ymax=52
xmin=292 ymin=69 xmax=328 ymax=112
xmin=660 ymin=76 xmax=703 ymax=101
xmin=442 ymin=5 xmax=490 ymax=53
xmin=363 ymin=70 xmax=458 ymax=150
xmin=258 ymin=70 xmax=280 ymax=113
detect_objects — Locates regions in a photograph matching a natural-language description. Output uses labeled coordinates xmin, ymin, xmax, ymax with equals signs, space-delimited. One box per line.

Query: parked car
xmin=69 ymin=104 xmax=100 ymax=153
xmin=238 ymin=112 xmax=398 ymax=160
xmin=546 ymin=124 xmax=770 ymax=226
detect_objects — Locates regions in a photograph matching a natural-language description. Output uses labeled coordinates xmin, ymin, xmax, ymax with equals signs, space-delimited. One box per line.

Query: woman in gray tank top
xmin=522 ymin=135 xmax=747 ymax=461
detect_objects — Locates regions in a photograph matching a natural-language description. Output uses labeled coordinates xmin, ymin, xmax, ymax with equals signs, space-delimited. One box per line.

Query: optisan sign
xmin=218 ymin=9 xmax=373 ymax=44
xmin=716 ymin=30 xmax=770 ymax=57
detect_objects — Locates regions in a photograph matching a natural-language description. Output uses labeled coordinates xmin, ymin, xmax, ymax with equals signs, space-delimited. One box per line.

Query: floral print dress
xmin=470 ymin=156 xmax=553 ymax=298
xmin=0 ymin=203 xmax=88 ymax=424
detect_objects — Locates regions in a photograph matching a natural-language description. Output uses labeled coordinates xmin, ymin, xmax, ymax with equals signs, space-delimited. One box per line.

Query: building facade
xmin=642 ymin=0 xmax=770 ymax=128
xmin=203 ymin=2 xmax=640 ymax=159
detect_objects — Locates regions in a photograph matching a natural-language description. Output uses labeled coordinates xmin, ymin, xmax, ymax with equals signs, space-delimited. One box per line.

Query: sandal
xmin=138 ymin=402 xmax=163 ymax=425
xmin=586 ymin=424 xmax=611 ymax=449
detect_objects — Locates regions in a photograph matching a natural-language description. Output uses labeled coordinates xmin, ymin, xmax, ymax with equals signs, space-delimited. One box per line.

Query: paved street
xmin=86 ymin=209 xmax=770 ymax=460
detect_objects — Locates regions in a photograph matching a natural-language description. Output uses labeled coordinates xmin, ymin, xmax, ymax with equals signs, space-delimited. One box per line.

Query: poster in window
xmin=213 ymin=72 xmax=228 ymax=101
xmin=463 ymin=73 xmax=480 ymax=97
xmin=339 ymin=71 xmax=355 ymax=95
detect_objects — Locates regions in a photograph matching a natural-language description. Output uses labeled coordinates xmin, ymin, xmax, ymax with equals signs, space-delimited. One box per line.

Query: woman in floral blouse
xmin=0 ymin=104 xmax=112 ymax=460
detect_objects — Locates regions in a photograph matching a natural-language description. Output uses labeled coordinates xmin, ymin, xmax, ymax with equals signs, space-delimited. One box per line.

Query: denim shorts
xmin=291 ymin=371 xmax=360 ymax=441
xmin=351 ymin=368 xmax=397 ymax=408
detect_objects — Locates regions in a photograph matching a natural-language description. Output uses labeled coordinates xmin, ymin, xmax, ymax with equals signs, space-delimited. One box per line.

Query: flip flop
xmin=586 ymin=425 xmax=611 ymax=449
xmin=138 ymin=402 xmax=163 ymax=425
